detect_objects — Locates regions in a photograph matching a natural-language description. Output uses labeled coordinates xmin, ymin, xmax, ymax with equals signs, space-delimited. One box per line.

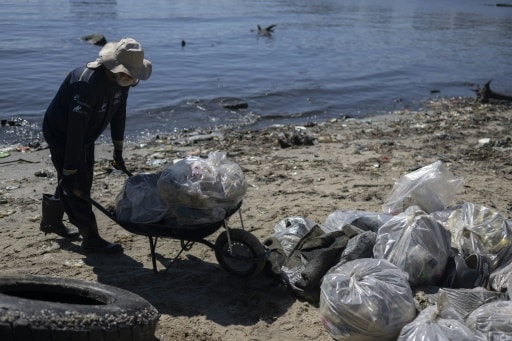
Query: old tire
xmin=215 ymin=229 xmax=267 ymax=277
xmin=0 ymin=274 xmax=160 ymax=341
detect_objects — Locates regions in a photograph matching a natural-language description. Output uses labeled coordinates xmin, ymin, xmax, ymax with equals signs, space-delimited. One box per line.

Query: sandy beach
xmin=1 ymin=96 xmax=512 ymax=340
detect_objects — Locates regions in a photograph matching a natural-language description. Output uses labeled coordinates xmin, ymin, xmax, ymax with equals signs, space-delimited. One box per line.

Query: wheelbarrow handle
xmin=73 ymin=189 xmax=117 ymax=222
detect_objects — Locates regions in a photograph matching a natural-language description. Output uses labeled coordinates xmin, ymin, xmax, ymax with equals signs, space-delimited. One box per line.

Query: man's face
xmin=115 ymin=72 xmax=137 ymax=87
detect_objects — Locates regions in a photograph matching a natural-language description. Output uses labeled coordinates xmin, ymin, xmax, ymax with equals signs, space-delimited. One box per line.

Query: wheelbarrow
xmin=77 ymin=168 xmax=268 ymax=277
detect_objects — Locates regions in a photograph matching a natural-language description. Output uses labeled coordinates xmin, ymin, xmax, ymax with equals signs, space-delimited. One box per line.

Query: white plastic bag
xmin=382 ymin=161 xmax=463 ymax=215
xmin=373 ymin=206 xmax=452 ymax=286
xmin=320 ymin=258 xmax=416 ymax=340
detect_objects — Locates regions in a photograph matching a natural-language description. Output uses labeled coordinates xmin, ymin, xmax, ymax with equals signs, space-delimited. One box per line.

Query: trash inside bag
xmin=445 ymin=202 xmax=512 ymax=271
xmin=440 ymin=253 xmax=491 ymax=289
xmin=465 ymin=300 xmax=512 ymax=340
xmin=490 ymin=258 xmax=512 ymax=292
xmin=271 ymin=216 xmax=317 ymax=257
xmin=320 ymin=258 xmax=416 ymax=341
xmin=263 ymin=216 xmax=318 ymax=277
xmin=157 ymin=151 xmax=247 ymax=225
xmin=382 ymin=161 xmax=463 ymax=215
xmin=158 ymin=151 xmax=247 ymax=209
xmin=115 ymin=173 xmax=168 ymax=224
xmin=373 ymin=206 xmax=452 ymax=286
xmin=434 ymin=287 xmax=508 ymax=320
xmin=115 ymin=151 xmax=247 ymax=225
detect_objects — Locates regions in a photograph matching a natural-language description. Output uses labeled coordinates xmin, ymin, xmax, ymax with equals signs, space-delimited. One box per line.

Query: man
xmin=41 ymin=37 xmax=152 ymax=253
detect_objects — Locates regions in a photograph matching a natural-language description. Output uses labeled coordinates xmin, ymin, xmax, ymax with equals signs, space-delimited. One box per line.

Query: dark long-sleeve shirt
xmin=43 ymin=65 xmax=128 ymax=170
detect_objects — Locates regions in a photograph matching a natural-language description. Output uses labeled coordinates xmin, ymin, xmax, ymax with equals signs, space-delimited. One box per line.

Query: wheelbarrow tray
xmin=105 ymin=200 xmax=242 ymax=241
xmin=114 ymin=216 xmax=225 ymax=241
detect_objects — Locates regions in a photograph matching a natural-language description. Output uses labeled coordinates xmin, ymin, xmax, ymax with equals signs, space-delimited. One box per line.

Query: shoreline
xmin=0 ymin=94 xmax=443 ymax=150
xmin=1 ymin=96 xmax=512 ymax=340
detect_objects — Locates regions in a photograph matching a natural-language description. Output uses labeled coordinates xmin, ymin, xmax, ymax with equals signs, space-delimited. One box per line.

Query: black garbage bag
xmin=273 ymin=223 xmax=367 ymax=303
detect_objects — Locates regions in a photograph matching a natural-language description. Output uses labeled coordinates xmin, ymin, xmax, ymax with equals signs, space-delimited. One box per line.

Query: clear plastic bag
xmin=445 ymin=202 xmax=512 ymax=271
xmin=271 ymin=216 xmax=317 ymax=257
xmin=114 ymin=173 xmax=168 ymax=224
xmin=489 ymin=258 xmax=512 ymax=292
xmin=435 ymin=287 xmax=507 ymax=320
xmin=320 ymin=258 xmax=416 ymax=341
xmin=158 ymin=151 xmax=247 ymax=209
xmin=373 ymin=206 xmax=452 ymax=286
xmin=322 ymin=210 xmax=391 ymax=233
xmin=465 ymin=301 xmax=512 ymax=340
xmin=157 ymin=151 xmax=247 ymax=224
xmin=382 ymin=161 xmax=463 ymax=215
xmin=398 ymin=290 xmax=476 ymax=340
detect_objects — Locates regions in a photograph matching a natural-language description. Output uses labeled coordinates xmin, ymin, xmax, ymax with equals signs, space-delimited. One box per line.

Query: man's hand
xmin=113 ymin=149 xmax=126 ymax=170
xmin=112 ymin=149 xmax=133 ymax=176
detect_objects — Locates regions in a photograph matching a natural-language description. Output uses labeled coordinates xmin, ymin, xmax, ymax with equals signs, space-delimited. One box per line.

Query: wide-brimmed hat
xmin=87 ymin=38 xmax=152 ymax=80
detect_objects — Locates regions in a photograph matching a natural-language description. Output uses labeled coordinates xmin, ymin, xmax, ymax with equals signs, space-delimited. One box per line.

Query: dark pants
xmin=49 ymin=144 xmax=97 ymax=230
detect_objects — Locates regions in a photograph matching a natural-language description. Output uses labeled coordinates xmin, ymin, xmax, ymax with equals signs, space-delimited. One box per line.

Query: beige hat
xmin=87 ymin=38 xmax=152 ymax=80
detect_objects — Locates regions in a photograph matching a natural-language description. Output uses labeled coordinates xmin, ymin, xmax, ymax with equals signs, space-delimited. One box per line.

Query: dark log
xmin=80 ymin=34 xmax=107 ymax=47
xmin=473 ymin=80 xmax=512 ymax=103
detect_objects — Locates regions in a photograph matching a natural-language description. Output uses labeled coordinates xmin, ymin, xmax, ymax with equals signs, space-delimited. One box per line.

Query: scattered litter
xmin=0 ymin=158 xmax=39 ymax=166
xmin=478 ymin=138 xmax=491 ymax=146
xmin=64 ymin=259 xmax=85 ymax=267
xmin=0 ymin=210 xmax=15 ymax=218
xmin=28 ymin=215 xmax=41 ymax=222
xmin=146 ymin=158 xmax=167 ymax=167
xmin=34 ymin=170 xmax=48 ymax=177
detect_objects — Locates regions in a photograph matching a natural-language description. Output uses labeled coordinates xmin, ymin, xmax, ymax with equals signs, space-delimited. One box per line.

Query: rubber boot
xmin=80 ymin=223 xmax=123 ymax=254
xmin=40 ymin=194 xmax=79 ymax=238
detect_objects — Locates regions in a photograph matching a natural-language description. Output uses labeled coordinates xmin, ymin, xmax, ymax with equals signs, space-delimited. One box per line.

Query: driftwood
xmin=80 ymin=34 xmax=107 ymax=47
xmin=473 ymin=80 xmax=512 ymax=103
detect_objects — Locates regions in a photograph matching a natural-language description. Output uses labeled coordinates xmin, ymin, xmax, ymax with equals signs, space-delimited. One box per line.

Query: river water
xmin=1 ymin=0 xmax=511 ymax=145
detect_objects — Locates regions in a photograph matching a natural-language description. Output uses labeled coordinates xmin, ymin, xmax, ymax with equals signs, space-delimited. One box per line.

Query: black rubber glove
xmin=112 ymin=149 xmax=133 ymax=176
xmin=113 ymin=149 xmax=126 ymax=170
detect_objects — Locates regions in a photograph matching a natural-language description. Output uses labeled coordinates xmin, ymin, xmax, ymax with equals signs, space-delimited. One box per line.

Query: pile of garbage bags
xmin=264 ymin=161 xmax=512 ymax=340
xmin=115 ymin=151 xmax=247 ymax=225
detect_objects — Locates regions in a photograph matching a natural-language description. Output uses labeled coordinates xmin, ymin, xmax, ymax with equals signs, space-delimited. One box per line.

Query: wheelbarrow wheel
xmin=215 ymin=229 xmax=266 ymax=277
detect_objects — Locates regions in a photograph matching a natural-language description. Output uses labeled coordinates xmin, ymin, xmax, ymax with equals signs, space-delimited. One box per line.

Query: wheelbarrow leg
xmin=148 ymin=236 xmax=159 ymax=273
xmin=223 ymin=221 xmax=233 ymax=252
xmin=238 ymin=209 xmax=245 ymax=230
